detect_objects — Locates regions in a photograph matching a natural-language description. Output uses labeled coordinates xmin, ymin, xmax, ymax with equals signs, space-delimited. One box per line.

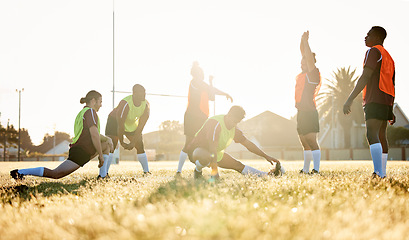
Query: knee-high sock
xmin=137 ymin=153 xmax=149 ymax=173
xmin=99 ymin=154 xmax=109 ymax=177
xmin=303 ymin=150 xmax=313 ymax=173
xmin=241 ymin=165 xmax=268 ymax=177
xmin=106 ymin=153 xmax=114 ymax=173
xmin=312 ymin=150 xmax=321 ymax=171
xmin=370 ymin=143 xmax=383 ymax=176
xmin=177 ymin=151 xmax=188 ymax=173
xmin=18 ymin=167 xmax=44 ymax=177
xmin=381 ymin=153 xmax=388 ymax=177
xmin=195 ymin=160 xmax=208 ymax=172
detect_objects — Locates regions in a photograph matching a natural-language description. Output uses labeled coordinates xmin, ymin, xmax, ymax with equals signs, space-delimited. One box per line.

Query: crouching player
xmin=186 ymin=105 xmax=284 ymax=179
xmin=10 ymin=90 xmax=113 ymax=180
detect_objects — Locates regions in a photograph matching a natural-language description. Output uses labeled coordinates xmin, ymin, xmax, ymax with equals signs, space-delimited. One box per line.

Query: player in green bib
xmin=186 ymin=106 xmax=284 ymax=179
xmin=10 ymin=90 xmax=113 ymax=180
xmin=100 ymin=84 xmax=150 ymax=177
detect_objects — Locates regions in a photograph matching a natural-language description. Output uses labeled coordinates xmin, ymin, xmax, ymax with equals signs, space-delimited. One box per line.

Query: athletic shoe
xmin=371 ymin=172 xmax=385 ymax=179
xmin=194 ymin=169 xmax=203 ymax=179
xmin=143 ymin=172 xmax=151 ymax=176
xmin=10 ymin=169 xmax=25 ymax=180
xmin=311 ymin=169 xmax=319 ymax=174
xmin=299 ymin=169 xmax=309 ymax=174
xmin=175 ymin=172 xmax=182 ymax=178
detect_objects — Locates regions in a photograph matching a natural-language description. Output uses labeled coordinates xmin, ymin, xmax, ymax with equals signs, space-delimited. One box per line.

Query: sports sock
xmin=302 ymin=150 xmax=313 ymax=173
xmin=177 ymin=151 xmax=188 ymax=173
xmin=137 ymin=153 xmax=149 ymax=173
xmin=106 ymin=153 xmax=114 ymax=173
xmin=241 ymin=165 xmax=268 ymax=177
xmin=99 ymin=154 xmax=109 ymax=177
xmin=195 ymin=160 xmax=208 ymax=172
xmin=370 ymin=143 xmax=383 ymax=176
xmin=312 ymin=150 xmax=321 ymax=172
xmin=381 ymin=153 xmax=388 ymax=178
xmin=18 ymin=167 xmax=44 ymax=177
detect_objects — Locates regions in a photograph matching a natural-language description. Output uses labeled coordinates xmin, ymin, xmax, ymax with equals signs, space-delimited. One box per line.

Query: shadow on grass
xmin=0 ymin=179 xmax=90 ymax=204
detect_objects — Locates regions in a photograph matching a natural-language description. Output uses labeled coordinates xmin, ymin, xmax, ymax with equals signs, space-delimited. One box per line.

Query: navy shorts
xmin=297 ymin=110 xmax=320 ymax=135
xmin=364 ymin=103 xmax=393 ymax=121
xmin=68 ymin=146 xmax=92 ymax=167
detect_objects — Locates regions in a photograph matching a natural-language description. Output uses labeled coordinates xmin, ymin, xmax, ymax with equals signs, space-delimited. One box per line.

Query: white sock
xmin=137 ymin=153 xmax=149 ymax=173
xmin=381 ymin=153 xmax=388 ymax=178
xmin=302 ymin=150 xmax=313 ymax=173
xmin=99 ymin=154 xmax=109 ymax=177
xmin=241 ymin=165 xmax=268 ymax=177
xmin=195 ymin=160 xmax=208 ymax=172
xmin=18 ymin=167 xmax=44 ymax=177
xmin=106 ymin=153 xmax=114 ymax=173
xmin=312 ymin=150 xmax=321 ymax=172
xmin=370 ymin=143 xmax=383 ymax=176
xmin=177 ymin=151 xmax=188 ymax=173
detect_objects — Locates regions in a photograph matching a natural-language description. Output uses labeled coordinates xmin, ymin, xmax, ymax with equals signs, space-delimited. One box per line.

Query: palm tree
xmin=317 ymin=67 xmax=365 ymax=148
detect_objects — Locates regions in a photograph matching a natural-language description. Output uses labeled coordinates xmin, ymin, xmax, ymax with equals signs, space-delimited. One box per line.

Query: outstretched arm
xmin=241 ymin=138 xmax=279 ymax=164
xmin=209 ymin=76 xmax=233 ymax=102
xmin=301 ymin=31 xmax=316 ymax=72
xmin=343 ymin=67 xmax=374 ymax=114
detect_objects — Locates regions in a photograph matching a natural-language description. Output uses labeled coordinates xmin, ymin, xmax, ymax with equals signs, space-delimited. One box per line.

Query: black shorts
xmin=297 ymin=110 xmax=319 ymax=135
xmin=184 ymin=110 xmax=208 ymax=137
xmin=364 ymin=103 xmax=393 ymax=121
xmin=105 ymin=115 xmax=139 ymax=137
xmin=68 ymin=146 xmax=92 ymax=167
xmin=105 ymin=115 xmax=118 ymax=136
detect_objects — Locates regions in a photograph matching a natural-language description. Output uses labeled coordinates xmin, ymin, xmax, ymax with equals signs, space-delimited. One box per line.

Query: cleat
xmin=143 ymin=171 xmax=151 ymax=176
xmin=10 ymin=169 xmax=25 ymax=180
xmin=194 ymin=169 xmax=203 ymax=179
xmin=299 ymin=169 xmax=309 ymax=174
xmin=311 ymin=169 xmax=319 ymax=174
xmin=175 ymin=172 xmax=182 ymax=178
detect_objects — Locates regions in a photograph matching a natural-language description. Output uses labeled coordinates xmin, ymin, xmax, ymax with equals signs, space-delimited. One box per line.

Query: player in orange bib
xmin=295 ymin=31 xmax=322 ymax=174
xmin=344 ymin=26 xmax=395 ymax=178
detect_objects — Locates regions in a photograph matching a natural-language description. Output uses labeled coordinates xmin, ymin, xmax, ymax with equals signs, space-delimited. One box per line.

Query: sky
xmin=1 ymin=0 xmax=408 ymax=145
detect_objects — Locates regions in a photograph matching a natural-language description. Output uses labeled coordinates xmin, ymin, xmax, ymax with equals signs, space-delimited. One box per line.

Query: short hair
xmin=80 ymin=90 xmax=101 ymax=104
xmin=133 ymin=84 xmax=145 ymax=93
xmin=371 ymin=26 xmax=387 ymax=42
xmin=228 ymin=105 xmax=246 ymax=120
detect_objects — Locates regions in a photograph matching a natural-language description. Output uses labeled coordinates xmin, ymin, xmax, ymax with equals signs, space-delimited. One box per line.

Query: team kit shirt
xmin=294 ymin=68 xmax=321 ymax=111
xmin=188 ymin=115 xmax=246 ymax=162
xmin=186 ymin=80 xmax=213 ymax=116
xmin=108 ymin=95 xmax=147 ymax=133
xmin=363 ymin=45 xmax=395 ymax=106
xmin=70 ymin=107 xmax=100 ymax=156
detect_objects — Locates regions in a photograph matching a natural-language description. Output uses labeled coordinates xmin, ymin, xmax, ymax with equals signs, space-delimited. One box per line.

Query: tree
xmin=157 ymin=120 xmax=184 ymax=153
xmin=33 ymin=131 xmax=72 ymax=153
xmin=387 ymin=126 xmax=409 ymax=147
xmin=317 ymin=67 xmax=365 ymax=148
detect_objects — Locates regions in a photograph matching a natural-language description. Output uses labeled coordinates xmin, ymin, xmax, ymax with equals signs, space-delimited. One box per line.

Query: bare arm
xmin=301 ymin=31 xmax=316 ymax=72
xmin=343 ymin=67 xmax=374 ymax=114
xmin=128 ymin=102 xmax=150 ymax=147
xmin=90 ymin=125 xmax=104 ymax=168
xmin=115 ymin=100 xmax=129 ymax=147
xmin=241 ymin=138 xmax=279 ymax=164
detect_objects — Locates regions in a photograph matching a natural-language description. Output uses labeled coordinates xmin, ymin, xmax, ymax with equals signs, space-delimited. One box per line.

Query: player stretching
xmin=10 ymin=90 xmax=113 ymax=180
xmin=186 ymin=105 xmax=283 ymax=179
xmin=295 ymin=31 xmax=322 ymax=174
xmin=343 ymin=26 xmax=395 ymax=178
xmin=176 ymin=61 xmax=233 ymax=176
xmin=99 ymin=84 xmax=150 ymax=178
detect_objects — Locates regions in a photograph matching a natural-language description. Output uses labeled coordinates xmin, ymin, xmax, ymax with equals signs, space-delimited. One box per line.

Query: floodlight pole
xmin=16 ymin=88 xmax=24 ymax=161
xmin=112 ymin=0 xmax=115 ymax=109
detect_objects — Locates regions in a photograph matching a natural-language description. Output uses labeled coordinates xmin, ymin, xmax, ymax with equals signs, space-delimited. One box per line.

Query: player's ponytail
xmin=80 ymin=90 xmax=102 ymax=104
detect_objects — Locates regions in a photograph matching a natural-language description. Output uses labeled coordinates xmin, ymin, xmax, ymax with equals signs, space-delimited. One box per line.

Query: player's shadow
xmin=1 ymin=180 xmax=88 ymax=204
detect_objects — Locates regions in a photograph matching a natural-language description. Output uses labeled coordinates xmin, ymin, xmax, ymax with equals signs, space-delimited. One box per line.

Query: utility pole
xmin=16 ymin=88 xmax=24 ymax=161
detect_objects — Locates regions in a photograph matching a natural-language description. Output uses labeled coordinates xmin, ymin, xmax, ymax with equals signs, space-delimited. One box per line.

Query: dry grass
xmin=1 ymin=160 xmax=409 ymax=240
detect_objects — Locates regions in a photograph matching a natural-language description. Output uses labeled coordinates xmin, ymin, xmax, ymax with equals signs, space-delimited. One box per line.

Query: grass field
xmin=1 ymin=160 xmax=409 ymax=240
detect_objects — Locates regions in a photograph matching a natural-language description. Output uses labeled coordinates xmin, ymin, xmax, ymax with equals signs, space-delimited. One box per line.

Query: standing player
xmin=99 ymin=84 xmax=150 ymax=178
xmin=295 ymin=31 xmax=322 ymax=174
xmin=343 ymin=26 xmax=395 ymax=178
xmin=176 ymin=61 xmax=233 ymax=175
xmin=186 ymin=106 xmax=283 ymax=179
xmin=10 ymin=90 xmax=113 ymax=180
